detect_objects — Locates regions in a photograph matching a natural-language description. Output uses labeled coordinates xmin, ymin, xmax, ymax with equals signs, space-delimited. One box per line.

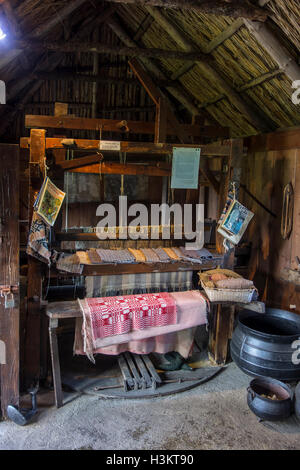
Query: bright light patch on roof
xmin=0 ymin=28 xmax=6 ymax=40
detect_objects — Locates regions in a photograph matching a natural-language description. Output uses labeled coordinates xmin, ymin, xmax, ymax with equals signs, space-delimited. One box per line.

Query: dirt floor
xmin=0 ymin=362 xmax=299 ymax=450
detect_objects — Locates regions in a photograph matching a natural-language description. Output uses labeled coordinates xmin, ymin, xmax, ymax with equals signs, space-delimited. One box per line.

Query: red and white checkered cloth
xmin=78 ymin=292 xmax=177 ymax=361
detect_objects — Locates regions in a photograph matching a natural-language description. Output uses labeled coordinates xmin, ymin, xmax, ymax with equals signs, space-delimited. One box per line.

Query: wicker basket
xmin=200 ymin=281 xmax=256 ymax=303
xmin=198 ymin=269 xmax=256 ymax=303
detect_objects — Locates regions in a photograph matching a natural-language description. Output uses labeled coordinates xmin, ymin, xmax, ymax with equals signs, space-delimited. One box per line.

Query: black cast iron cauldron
xmin=231 ymin=308 xmax=300 ymax=381
xmin=247 ymin=377 xmax=293 ymax=421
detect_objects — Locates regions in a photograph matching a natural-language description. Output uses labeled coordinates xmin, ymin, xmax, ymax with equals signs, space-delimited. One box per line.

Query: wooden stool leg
xmin=49 ymin=318 xmax=63 ymax=408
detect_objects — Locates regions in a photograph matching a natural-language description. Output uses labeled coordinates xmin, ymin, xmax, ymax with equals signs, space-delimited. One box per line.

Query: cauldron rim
xmin=238 ymin=307 xmax=300 ymax=340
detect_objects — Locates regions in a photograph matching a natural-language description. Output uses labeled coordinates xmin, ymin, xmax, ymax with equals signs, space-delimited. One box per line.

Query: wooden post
xmin=24 ymin=129 xmax=46 ymax=387
xmin=208 ymin=138 xmax=244 ymax=365
xmin=154 ymin=97 xmax=167 ymax=144
xmin=0 ymin=144 xmax=20 ymax=418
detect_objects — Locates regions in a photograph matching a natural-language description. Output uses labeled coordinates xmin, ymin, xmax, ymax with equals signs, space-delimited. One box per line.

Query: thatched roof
xmin=0 ymin=0 xmax=299 ymax=140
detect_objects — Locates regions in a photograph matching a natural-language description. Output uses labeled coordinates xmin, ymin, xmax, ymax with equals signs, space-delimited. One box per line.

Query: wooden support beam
xmin=244 ymin=20 xmax=300 ymax=83
xmin=209 ymin=138 xmax=243 ymax=365
xmin=25 ymin=114 xmax=229 ymax=139
xmin=146 ymin=7 xmax=272 ymax=132
xmin=20 ymin=136 xmax=232 ymax=157
xmin=155 ymin=97 xmax=167 ymax=144
xmin=0 ymin=144 xmax=20 ymax=419
xmin=103 ymin=0 xmax=268 ymax=21
xmin=24 ymin=130 xmax=45 ymax=387
xmin=10 ymin=40 xmax=208 ymax=62
xmin=31 ymin=70 xmax=139 ymax=86
xmin=200 ymin=157 xmax=220 ymax=194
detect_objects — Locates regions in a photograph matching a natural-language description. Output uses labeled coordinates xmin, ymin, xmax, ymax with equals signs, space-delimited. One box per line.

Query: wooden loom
xmin=15 ymin=60 xmax=247 ymax=409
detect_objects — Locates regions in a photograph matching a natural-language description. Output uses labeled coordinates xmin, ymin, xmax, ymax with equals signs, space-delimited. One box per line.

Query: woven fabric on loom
xmin=76 ymin=251 xmax=92 ymax=265
xmin=85 ymin=271 xmax=194 ymax=298
xmin=179 ymin=247 xmax=203 ymax=263
xmin=128 ymin=248 xmax=146 ymax=262
xmin=140 ymin=248 xmax=160 ymax=263
xmin=96 ymin=248 xmax=136 ymax=264
xmin=56 ymin=253 xmax=83 ymax=274
xmin=27 ymin=212 xmax=51 ymax=264
xmin=152 ymin=247 xmax=171 ymax=262
xmin=163 ymin=247 xmax=181 ymax=260
xmin=87 ymin=249 xmax=102 ymax=264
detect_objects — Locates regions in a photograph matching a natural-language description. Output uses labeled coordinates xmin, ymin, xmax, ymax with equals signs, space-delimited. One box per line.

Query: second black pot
xmin=247 ymin=377 xmax=293 ymax=421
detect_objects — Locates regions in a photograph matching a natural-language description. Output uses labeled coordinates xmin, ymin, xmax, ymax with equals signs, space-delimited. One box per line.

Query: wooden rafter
xmin=103 ymin=0 xmax=268 ymax=21
xmin=9 ymin=40 xmax=209 ymax=62
xmin=146 ymin=7 xmax=273 ymax=132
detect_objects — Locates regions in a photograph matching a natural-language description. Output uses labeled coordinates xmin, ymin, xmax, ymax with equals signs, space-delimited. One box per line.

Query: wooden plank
xmin=67 ymin=161 xmax=171 ymax=176
xmin=20 ymin=137 xmax=232 ymax=157
xmin=0 ymin=144 xmax=20 ymax=418
xmin=25 ymin=114 xmax=229 ymax=139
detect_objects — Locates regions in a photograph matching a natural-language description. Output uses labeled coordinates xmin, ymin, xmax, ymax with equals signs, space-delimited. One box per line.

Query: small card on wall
xmin=171 ymin=147 xmax=201 ymax=189
xmin=99 ymin=140 xmax=121 ymax=151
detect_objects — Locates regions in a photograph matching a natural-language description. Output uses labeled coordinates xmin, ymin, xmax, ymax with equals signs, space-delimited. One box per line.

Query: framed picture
xmin=217 ymin=199 xmax=254 ymax=245
xmin=35 ymin=177 xmax=65 ymax=226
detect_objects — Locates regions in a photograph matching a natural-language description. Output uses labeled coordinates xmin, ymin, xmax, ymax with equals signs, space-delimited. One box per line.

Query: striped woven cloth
xmin=179 ymin=247 xmax=203 ymax=263
xmin=96 ymin=248 xmax=136 ymax=264
xmin=163 ymin=247 xmax=181 ymax=260
xmin=128 ymin=248 xmax=146 ymax=262
xmin=87 ymin=250 xmax=102 ymax=264
xmin=152 ymin=247 xmax=171 ymax=262
xmin=140 ymin=248 xmax=160 ymax=263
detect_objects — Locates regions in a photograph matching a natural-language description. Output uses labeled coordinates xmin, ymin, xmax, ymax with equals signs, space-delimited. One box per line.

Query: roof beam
xmin=146 ymin=7 xmax=272 ymax=132
xmin=8 ymin=40 xmax=208 ymax=62
xmin=0 ymin=0 xmax=87 ymax=71
xmin=103 ymin=0 xmax=268 ymax=21
xmin=244 ymin=20 xmax=300 ymax=83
